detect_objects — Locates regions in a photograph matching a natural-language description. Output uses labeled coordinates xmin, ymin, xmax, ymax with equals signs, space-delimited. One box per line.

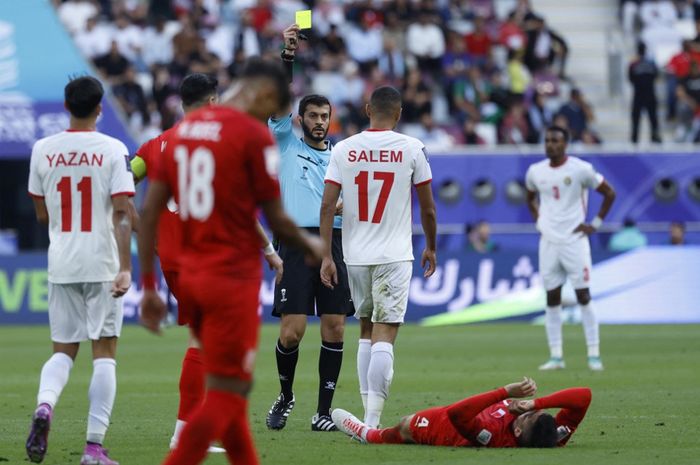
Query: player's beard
xmin=302 ymin=121 xmax=328 ymax=143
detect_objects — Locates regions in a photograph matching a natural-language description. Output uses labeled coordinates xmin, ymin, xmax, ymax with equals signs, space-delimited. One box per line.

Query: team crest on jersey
xmin=476 ymin=429 xmax=492 ymax=445
xmin=564 ymin=176 xmax=572 ymax=185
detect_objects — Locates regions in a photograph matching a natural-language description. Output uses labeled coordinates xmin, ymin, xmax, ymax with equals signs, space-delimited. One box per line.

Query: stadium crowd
xmin=52 ymin=0 xmax=601 ymax=150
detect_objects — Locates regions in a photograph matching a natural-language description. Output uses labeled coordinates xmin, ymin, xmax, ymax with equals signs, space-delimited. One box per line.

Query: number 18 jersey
xmin=28 ymin=130 xmax=135 ymax=283
xmin=324 ymin=129 xmax=432 ymax=265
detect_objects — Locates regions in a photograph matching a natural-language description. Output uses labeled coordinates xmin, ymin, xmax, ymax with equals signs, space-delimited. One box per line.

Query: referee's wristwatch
xmin=281 ymin=49 xmax=295 ymax=61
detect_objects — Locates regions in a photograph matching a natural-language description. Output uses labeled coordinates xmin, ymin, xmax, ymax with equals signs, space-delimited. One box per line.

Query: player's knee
xmin=279 ymin=329 xmax=303 ymax=347
xmin=576 ymin=290 xmax=591 ymax=305
xmin=546 ymin=290 xmax=562 ymax=307
xmin=321 ymin=319 xmax=345 ymax=342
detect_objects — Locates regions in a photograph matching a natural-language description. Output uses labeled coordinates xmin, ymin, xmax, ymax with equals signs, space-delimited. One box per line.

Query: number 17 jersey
xmin=324 ymin=129 xmax=432 ymax=266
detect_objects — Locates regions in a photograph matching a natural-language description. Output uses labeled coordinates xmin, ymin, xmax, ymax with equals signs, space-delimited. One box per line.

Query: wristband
xmin=141 ymin=272 xmax=156 ymax=291
xmin=263 ymin=243 xmax=276 ymax=256
xmin=281 ymin=49 xmax=295 ymax=61
xmin=590 ymin=216 xmax=603 ymax=230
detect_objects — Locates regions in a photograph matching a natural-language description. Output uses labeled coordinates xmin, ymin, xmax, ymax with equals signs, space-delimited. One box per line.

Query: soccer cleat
xmin=331 ymin=408 xmax=367 ymax=443
xmin=588 ymin=356 xmax=604 ymax=371
xmin=266 ymin=394 xmax=295 ymax=430
xmin=79 ymin=444 xmax=119 ymax=465
xmin=26 ymin=403 xmax=52 ymax=463
xmin=538 ymin=357 xmax=566 ymax=370
xmin=311 ymin=413 xmax=337 ymax=432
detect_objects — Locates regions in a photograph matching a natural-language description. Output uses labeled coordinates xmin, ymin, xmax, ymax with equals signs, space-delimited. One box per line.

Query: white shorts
xmin=539 ymin=236 xmax=593 ymax=291
xmin=347 ymin=261 xmax=412 ymax=324
xmin=48 ymin=282 xmax=123 ymax=343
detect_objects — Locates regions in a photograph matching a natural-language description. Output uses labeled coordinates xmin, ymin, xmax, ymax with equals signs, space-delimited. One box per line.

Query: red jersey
xmin=410 ymin=387 xmax=591 ymax=448
xmin=152 ymin=105 xmax=281 ymax=278
xmin=465 ymin=32 xmax=492 ymax=57
xmin=136 ymin=129 xmax=181 ymax=272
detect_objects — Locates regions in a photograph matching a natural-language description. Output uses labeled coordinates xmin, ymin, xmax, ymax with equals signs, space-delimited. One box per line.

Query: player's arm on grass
xmin=256 ymin=220 xmax=284 ymax=284
xmin=319 ymin=181 xmax=341 ymax=289
xmin=447 ymin=377 xmax=537 ymax=438
xmin=137 ymin=179 xmax=169 ymax=334
xmin=111 ymin=194 xmax=133 ymax=297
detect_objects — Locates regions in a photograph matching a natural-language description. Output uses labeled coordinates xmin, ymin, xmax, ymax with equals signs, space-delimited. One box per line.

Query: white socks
xmin=365 ymin=342 xmax=394 ymax=428
xmin=171 ymin=419 xmax=186 ymax=448
xmin=37 ymin=352 xmax=74 ymax=408
xmin=580 ymin=303 xmax=600 ymax=357
xmin=357 ymin=339 xmax=371 ymax=412
xmin=87 ymin=358 xmax=117 ymax=444
xmin=545 ymin=305 xmax=563 ymax=359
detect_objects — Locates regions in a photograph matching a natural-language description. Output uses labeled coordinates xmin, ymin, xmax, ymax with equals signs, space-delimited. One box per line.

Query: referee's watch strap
xmin=281 ymin=50 xmax=294 ymax=83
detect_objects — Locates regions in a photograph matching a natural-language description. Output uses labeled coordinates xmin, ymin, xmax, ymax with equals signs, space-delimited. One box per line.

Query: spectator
xmin=629 ymin=41 xmax=661 ymax=143
xmin=466 ymin=221 xmax=499 ymax=253
xmin=112 ymin=14 xmax=143 ymax=64
xmin=507 ymin=48 xmax=532 ymax=95
xmin=464 ymin=16 xmax=492 ymax=62
xmin=462 ymin=119 xmax=486 ymax=145
xmin=608 ymin=218 xmax=648 ymax=252
xmin=321 ymin=24 xmax=346 ymax=56
xmin=57 ymin=0 xmax=99 ymax=34
xmin=113 ymin=66 xmax=149 ymax=128
xmin=406 ymin=9 xmax=446 ymax=74
xmin=344 ymin=10 xmax=384 ymax=74
xmin=408 ymin=113 xmax=455 ymax=152
xmin=377 ymin=35 xmax=405 ymax=83
xmin=557 ymin=88 xmax=595 ymax=142
xmin=665 ymin=40 xmax=695 ymax=120
xmin=499 ymin=11 xmax=526 ymax=51
xmin=676 ymin=60 xmax=700 ymax=141
xmin=670 ymin=221 xmax=686 ymax=244
xmin=93 ymin=40 xmax=130 ymax=82
xmin=402 ymin=68 xmax=433 ymax=123
xmin=142 ymin=15 xmax=177 ymax=66
xmin=524 ymin=15 xmax=568 ymax=78
xmin=500 ymin=97 xmax=530 ymax=144
xmin=74 ymin=16 xmax=111 ymax=59
xmin=527 ymin=91 xmax=554 ymax=143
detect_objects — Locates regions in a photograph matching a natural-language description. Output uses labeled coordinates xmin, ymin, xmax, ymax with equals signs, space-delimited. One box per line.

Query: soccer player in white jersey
xmin=25 ymin=76 xmax=134 ymax=465
xmin=320 ymin=86 xmax=437 ymax=428
xmin=525 ymin=126 xmax=616 ymax=372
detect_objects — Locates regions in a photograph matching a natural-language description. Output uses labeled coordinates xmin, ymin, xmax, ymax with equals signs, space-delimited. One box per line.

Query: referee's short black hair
xmin=64 ymin=76 xmax=103 ymax=118
xmin=179 ymin=73 xmax=218 ymax=108
xmin=546 ymin=125 xmax=570 ymax=142
xmin=240 ymin=57 xmax=292 ymax=111
xmin=298 ymin=95 xmax=331 ymax=117
xmin=369 ymin=86 xmax=401 ymax=119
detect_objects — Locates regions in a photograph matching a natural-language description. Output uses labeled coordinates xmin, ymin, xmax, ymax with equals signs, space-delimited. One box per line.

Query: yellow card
xmin=296 ymin=10 xmax=312 ymax=29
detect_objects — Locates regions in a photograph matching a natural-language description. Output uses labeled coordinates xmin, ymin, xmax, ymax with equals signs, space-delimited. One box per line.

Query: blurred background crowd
xmin=51 ymin=0 xmax=601 ymax=150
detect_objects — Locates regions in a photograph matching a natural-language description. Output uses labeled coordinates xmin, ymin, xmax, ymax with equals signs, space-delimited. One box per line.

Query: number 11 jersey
xmin=28 ymin=130 xmax=135 ymax=283
xmin=324 ymin=129 xmax=432 ymax=266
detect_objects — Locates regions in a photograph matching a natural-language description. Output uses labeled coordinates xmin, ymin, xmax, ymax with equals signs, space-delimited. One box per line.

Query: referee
xmin=265 ymin=24 xmax=353 ymax=432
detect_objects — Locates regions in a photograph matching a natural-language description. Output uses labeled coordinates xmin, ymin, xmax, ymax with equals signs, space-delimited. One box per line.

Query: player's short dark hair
xmin=64 ymin=76 xmax=103 ymax=118
xmin=369 ymin=86 xmax=402 ymax=118
xmin=179 ymin=73 xmax=218 ymax=107
xmin=240 ymin=57 xmax=292 ymax=111
xmin=546 ymin=125 xmax=570 ymax=142
xmin=298 ymin=94 xmax=331 ymax=117
xmin=523 ymin=413 xmax=558 ymax=448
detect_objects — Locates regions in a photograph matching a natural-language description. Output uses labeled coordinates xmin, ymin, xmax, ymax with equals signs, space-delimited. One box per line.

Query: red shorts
xmin=162 ymin=269 xmax=192 ymax=326
xmin=409 ymin=407 xmax=471 ymax=447
xmin=178 ymin=274 xmax=261 ymax=380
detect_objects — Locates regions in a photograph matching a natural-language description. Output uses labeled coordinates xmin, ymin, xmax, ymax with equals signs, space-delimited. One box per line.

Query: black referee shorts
xmin=272 ymin=227 xmax=354 ymax=317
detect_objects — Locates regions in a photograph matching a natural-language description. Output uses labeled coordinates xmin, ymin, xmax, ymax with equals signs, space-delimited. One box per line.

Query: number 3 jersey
xmin=525 ymin=157 xmax=604 ymax=245
xmin=324 ymin=129 xmax=432 ymax=266
xmin=28 ymin=130 xmax=135 ymax=283
xmin=152 ymin=105 xmax=281 ymax=279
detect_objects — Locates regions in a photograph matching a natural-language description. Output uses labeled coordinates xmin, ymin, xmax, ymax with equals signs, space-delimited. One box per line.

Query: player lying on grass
xmin=332 ymin=377 xmax=591 ymax=448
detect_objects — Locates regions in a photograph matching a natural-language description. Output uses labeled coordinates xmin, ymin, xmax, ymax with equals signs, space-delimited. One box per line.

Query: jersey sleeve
xmin=110 ymin=141 xmax=136 ymax=197
xmin=533 ymin=387 xmax=592 ymax=446
xmin=525 ymin=165 xmax=537 ymax=192
xmin=267 ymin=113 xmax=296 ymax=154
xmin=445 ymin=387 xmax=509 ymax=439
xmin=581 ymin=162 xmax=604 ymax=189
xmin=28 ymin=140 xmax=44 ymax=197
xmin=413 ymin=143 xmax=432 ymax=186
xmin=324 ymin=143 xmax=342 ymax=186
xmin=246 ymin=124 xmax=281 ymax=204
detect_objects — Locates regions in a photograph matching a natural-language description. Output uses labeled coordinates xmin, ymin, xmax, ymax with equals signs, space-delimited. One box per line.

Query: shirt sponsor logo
xmin=477 ymin=429 xmax=492 ymax=445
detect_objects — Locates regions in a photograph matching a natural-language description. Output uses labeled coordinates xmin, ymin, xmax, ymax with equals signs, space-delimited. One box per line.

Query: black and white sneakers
xmin=266 ymin=394 xmax=295 ymax=430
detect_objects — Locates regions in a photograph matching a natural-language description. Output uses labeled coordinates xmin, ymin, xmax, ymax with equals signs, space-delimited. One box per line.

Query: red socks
xmin=177 ymin=348 xmax=204 ymax=422
xmin=366 ymin=426 xmax=405 ymax=444
xmin=163 ymin=390 xmax=258 ymax=465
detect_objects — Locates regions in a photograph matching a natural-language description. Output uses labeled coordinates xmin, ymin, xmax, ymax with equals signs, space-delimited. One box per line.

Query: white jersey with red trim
xmin=325 ymin=129 xmax=432 ymax=265
xmin=525 ymin=156 xmax=604 ymax=244
xmin=28 ymin=130 xmax=135 ymax=283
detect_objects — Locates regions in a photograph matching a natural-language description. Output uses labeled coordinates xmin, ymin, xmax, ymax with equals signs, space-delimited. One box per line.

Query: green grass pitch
xmin=1 ymin=323 xmax=698 ymax=464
